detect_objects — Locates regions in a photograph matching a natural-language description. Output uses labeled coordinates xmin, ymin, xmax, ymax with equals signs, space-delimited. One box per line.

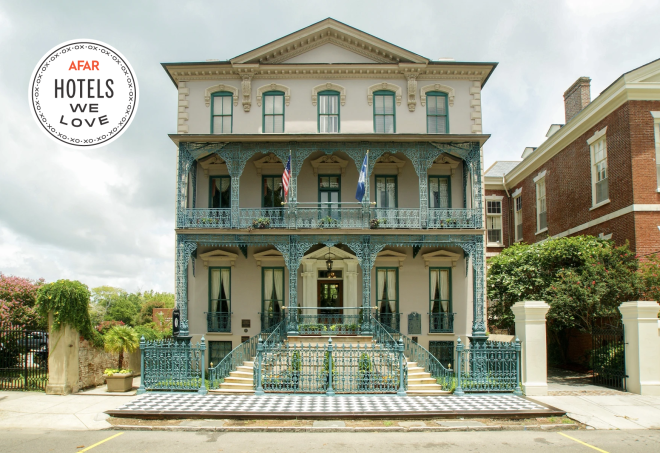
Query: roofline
xmin=167 ymin=133 xmax=490 ymax=146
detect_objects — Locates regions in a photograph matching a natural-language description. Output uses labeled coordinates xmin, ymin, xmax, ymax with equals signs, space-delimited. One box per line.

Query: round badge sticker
xmin=28 ymin=39 xmax=139 ymax=149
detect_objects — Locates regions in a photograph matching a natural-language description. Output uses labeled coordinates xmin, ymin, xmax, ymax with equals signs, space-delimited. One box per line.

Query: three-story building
xmin=163 ymin=18 xmax=496 ymax=369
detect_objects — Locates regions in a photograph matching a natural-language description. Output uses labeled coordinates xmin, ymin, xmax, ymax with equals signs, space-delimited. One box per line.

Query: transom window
xmin=591 ymin=137 xmax=609 ymax=205
xmin=426 ymin=92 xmax=449 ymax=134
xmin=376 ymin=268 xmax=399 ymax=330
xmin=262 ymin=176 xmax=284 ymax=208
xmin=263 ymin=91 xmax=284 ymax=133
xmin=373 ymin=90 xmax=395 ymax=133
xmin=318 ymin=90 xmax=340 ymax=133
xmin=209 ymin=176 xmax=230 ymax=208
xmin=211 ymin=92 xmax=232 ymax=133
xmin=429 ymin=176 xmax=451 ymax=208
xmin=375 ymin=176 xmax=397 ymax=208
xmin=536 ymin=178 xmax=547 ymax=232
xmin=514 ymin=195 xmax=523 ymax=242
xmin=486 ymin=200 xmax=503 ymax=244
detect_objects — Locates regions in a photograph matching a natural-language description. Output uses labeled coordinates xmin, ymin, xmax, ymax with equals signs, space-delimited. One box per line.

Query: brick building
xmin=485 ymin=58 xmax=660 ymax=258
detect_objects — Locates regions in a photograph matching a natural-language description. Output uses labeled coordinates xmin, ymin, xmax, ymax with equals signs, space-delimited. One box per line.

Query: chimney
xmin=563 ymin=77 xmax=591 ymax=123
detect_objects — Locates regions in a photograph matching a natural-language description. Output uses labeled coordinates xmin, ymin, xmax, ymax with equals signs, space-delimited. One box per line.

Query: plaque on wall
xmin=408 ymin=312 xmax=422 ymax=335
xmin=241 ymin=319 xmax=251 ymax=328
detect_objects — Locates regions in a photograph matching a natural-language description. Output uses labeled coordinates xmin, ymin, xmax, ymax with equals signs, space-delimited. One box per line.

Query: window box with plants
xmin=329 ymin=323 xmax=359 ymax=335
xmin=252 ymin=217 xmax=271 ymax=229
xmin=370 ymin=218 xmax=387 ymax=229
xmin=298 ymin=323 xmax=327 ymax=335
xmin=104 ymin=368 xmax=134 ymax=392
xmin=318 ymin=216 xmax=339 ymax=229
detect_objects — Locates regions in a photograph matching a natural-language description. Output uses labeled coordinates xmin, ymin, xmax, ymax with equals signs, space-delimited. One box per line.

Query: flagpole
xmin=288 ymin=149 xmax=292 ymax=204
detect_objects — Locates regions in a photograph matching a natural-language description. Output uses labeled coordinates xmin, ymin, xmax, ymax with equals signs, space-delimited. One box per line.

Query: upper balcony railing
xmin=178 ymin=203 xmax=480 ymax=230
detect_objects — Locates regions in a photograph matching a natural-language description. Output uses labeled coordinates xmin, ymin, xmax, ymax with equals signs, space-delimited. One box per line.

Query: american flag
xmin=282 ymin=154 xmax=291 ymax=201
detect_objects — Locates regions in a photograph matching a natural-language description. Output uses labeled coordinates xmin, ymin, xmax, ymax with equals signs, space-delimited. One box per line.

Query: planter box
xmin=106 ymin=373 xmax=134 ymax=392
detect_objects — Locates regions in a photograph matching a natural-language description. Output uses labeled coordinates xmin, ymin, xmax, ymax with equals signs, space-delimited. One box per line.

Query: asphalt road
xmin=1 ymin=429 xmax=660 ymax=452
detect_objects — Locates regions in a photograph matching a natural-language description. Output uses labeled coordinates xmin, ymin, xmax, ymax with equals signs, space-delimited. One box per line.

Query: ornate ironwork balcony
xmin=206 ymin=312 xmax=231 ymax=332
xmin=429 ymin=312 xmax=455 ymax=333
xmin=178 ymin=206 xmax=480 ymax=229
xmin=296 ymin=307 xmax=363 ymax=335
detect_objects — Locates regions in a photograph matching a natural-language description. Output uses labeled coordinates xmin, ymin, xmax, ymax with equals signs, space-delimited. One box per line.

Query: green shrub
xmin=104 ymin=325 xmax=139 ymax=370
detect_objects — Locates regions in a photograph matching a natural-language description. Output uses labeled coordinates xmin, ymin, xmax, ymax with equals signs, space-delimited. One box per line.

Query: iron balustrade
xmin=592 ymin=325 xmax=626 ymax=391
xmin=376 ymin=312 xmax=401 ymax=332
xmin=429 ymin=312 xmax=455 ymax=333
xmin=255 ymin=337 xmax=406 ymax=395
xmin=454 ymin=337 xmax=522 ymax=395
xmin=260 ymin=312 xmax=285 ymax=332
xmin=294 ymin=307 xmax=369 ymax=335
xmin=138 ymin=336 xmax=207 ymax=394
xmin=372 ymin=317 xmax=454 ymax=391
xmin=178 ymin=206 xmax=481 ymax=230
xmin=208 ymin=322 xmax=282 ymax=389
xmin=206 ymin=312 xmax=232 ymax=333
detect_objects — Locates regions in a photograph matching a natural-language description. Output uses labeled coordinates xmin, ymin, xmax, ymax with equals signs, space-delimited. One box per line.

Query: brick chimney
xmin=563 ymin=77 xmax=591 ymax=123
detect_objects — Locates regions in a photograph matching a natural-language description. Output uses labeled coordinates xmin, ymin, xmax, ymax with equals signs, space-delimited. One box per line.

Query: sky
xmin=0 ymin=0 xmax=658 ymax=293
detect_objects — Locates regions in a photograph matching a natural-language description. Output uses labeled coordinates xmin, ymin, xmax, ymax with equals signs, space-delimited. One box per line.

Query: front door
xmin=317 ymin=281 xmax=343 ymax=324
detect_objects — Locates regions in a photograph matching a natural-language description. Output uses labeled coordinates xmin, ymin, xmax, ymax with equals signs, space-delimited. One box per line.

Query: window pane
xmin=429 ymin=178 xmax=439 ymax=208
xmin=213 ymin=116 xmax=224 ymax=133
xmin=435 ymin=97 xmax=446 ymax=115
xmin=274 ymin=96 xmax=283 ymax=114
xmin=265 ymin=95 xmax=274 ymax=115
xmin=213 ymin=96 xmax=225 ymax=114
xmin=375 ymin=115 xmax=384 ymax=133
xmin=320 ymin=116 xmax=329 ymax=133
xmin=375 ymin=95 xmax=384 ymax=114
xmin=223 ymin=96 xmax=231 ymax=112
xmin=264 ymin=116 xmax=273 ymax=133
xmin=328 ymin=95 xmax=338 ymax=114
xmin=428 ymin=116 xmax=437 ymax=134
xmin=383 ymin=95 xmax=394 ymax=114
xmin=328 ymin=115 xmax=338 ymax=132
xmin=436 ymin=116 xmax=447 ymax=133
xmin=329 ymin=176 xmax=339 ymax=188
xmin=385 ymin=115 xmax=394 ymax=133
xmin=223 ymin=116 xmax=231 ymax=133
xmin=596 ymin=179 xmax=608 ymax=203
xmin=428 ymin=96 xmax=437 ymax=115
xmin=274 ymin=115 xmax=283 ymax=133
xmin=320 ymin=177 xmax=329 ymax=188
xmin=319 ymin=95 xmax=328 ymax=114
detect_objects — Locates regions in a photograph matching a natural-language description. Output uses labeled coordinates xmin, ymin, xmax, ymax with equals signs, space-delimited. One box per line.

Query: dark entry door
xmin=317 ymin=281 xmax=343 ymax=324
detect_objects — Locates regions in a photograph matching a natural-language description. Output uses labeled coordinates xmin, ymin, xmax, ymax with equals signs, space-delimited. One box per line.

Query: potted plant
xmin=103 ymin=325 xmax=139 ymax=392
xmin=370 ymin=218 xmax=387 ymax=229
xmin=252 ymin=217 xmax=271 ymax=229
xmin=318 ymin=216 xmax=338 ymax=229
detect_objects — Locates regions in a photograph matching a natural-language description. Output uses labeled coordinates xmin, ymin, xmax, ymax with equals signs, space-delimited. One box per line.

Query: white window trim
xmin=652 ymin=112 xmax=660 ymax=191
xmin=513 ymin=193 xmax=523 ymax=242
xmin=535 ymin=177 xmax=547 ymax=234
xmin=589 ymin=127 xmax=608 ymax=208
xmin=486 ymin=196 xmax=504 ymax=246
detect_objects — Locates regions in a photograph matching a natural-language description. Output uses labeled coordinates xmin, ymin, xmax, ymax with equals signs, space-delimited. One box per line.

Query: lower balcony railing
xmin=179 ymin=207 xmax=479 ymax=229
xmin=429 ymin=312 xmax=455 ymax=333
xmin=296 ymin=307 xmax=363 ymax=335
xmin=206 ymin=312 xmax=231 ymax=332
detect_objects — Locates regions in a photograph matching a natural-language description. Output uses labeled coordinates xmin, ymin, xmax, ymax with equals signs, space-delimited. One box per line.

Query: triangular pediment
xmin=376 ymin=250 xmax=407 ymax=267
xmin=231 ymin=18 xmax=428 ymax=65
xmin=252 ymin=249 xmax=285 ymax=267
xmin=625 ymin=58 xmax=660 ymax=83
xmin=422 ymin=250 xmax=461 ymax=268
xmin=303 ymin=246 xmax=356 ymax=261
xmin=200 ymin=249 xmax=238 ymax=267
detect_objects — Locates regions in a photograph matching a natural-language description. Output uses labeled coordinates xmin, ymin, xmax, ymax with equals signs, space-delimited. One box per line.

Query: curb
xmin=109 ymin=423 xmax=579 ymax=433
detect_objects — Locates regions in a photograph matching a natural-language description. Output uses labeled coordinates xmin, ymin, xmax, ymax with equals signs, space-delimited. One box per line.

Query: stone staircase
xmin=210 ymin=335 xmax=450 ymax=395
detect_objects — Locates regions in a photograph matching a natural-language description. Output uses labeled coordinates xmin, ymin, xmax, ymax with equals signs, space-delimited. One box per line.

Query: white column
xmin=301 ymin=259 xmax=316 ymax=308
xmin=511 ymin=301 xmax=550 ymax=396
xmin=619 ymin=301 xmax=660 ymax=395
xmin=346 ymin=260 xmax=358 ymax=308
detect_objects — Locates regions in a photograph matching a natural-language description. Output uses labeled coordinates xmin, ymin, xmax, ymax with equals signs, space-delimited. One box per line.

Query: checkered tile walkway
xmin=108 ymin=394 xmax=560 ymax=417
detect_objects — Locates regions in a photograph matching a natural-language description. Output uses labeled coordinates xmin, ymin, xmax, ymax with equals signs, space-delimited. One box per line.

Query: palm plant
xmin=104 ymin=325 xmax=139 ymax=371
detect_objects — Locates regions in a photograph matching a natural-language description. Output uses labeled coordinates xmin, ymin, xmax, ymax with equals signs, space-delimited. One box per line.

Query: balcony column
xmin=176 ymin=144 xmax=195 ymax=228
xmin=276 ymin=236 xmax=313 ymax=334
xmin=220 ymin=151 xmax=249 ymax=229
xmin=347 ymin=237 xmax=385 ymax=333
xmin=467 ymin=143 xmax=483 ymax=229
xmin=469 ymin=237 xmax=487 ymax=340
xmin=417 ymin=151 xmax=430 ymax=229
xmin=175 ymin=237 xmax=197 ymax=338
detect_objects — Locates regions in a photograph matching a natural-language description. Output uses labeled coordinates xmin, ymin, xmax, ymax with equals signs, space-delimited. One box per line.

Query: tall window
xmin=426 ymin=92 xmax=449 ymax=134
xmin=429 ymin=268 xmax=452 ymax=332
xmin=262 ymin=176 xmax=283 ymax=208
xmin=429 ymin=176 xmax=451 ymax=208
xmin=211 ymin=92 xmax=232 ymax=133
xmin=486 ymin=200 xmax=502 ymax=244
xmin=209 ymin=176 xmax=230 ymax=208
xmin=263 ymin=91 xmax=284 ymax=133
xmin=319 ymin=175 xmax=340 ymax=219
xmin=376 ymin=268 xmax=398 ymax=329
xmin=262 ymin=268 xmax=284 ymax=330
xmin=208 ymin=341 xmax=232 ymax=367
xmin=209 ymin=267 xmax=231 ymax=332
xmin=514 ymin=195 xmax=523 ymax=242
xmin=591 ymin=137 xmax=609 ymax=205
xmin=373 ymin=90 xmax=395 ymax=133
xmin=318 ymin=90 xmax=339 ymax=133
xmin=536 ymin=178 xmax=547 ymax=232
xmin=375 ymin=176 xmax=397 ymax=208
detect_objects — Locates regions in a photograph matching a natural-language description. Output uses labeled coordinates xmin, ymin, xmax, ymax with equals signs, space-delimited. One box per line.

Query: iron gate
xmin=592 ymin=325 xmax=626 ymax=390
xmin=0 ymin=323 xmax=49 ymax=391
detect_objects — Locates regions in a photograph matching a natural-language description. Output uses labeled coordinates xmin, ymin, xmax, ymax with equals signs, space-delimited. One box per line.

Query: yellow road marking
xmin=77 ymin=432 xmax=124 ymax=452
xmin=559 ymin=432 xmax=609 ymax=453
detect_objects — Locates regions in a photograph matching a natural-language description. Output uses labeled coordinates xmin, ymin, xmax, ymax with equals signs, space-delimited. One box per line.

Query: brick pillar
xmin=511 ymin=301 xmax=550 ymax=396
xmin=45 ymin=313 xmax=80 ymax=395
xmin=619 ymin=301 xmax=660 ymax=395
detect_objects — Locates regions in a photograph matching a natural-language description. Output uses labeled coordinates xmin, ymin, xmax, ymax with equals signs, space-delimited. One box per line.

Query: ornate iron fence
xmin=592 ymin=325 xmax=626 ymax=391
xmin=295 ymin=307 xmax=370 ymax=335
xmin=179 ymin=208 xmax=231 ymax=229
xmin=429 ymin=312 xmax=455 ymax=333
xmin=427 ymin=208 xmax=477 ymax=229
xmin=206 ymin=312 xmax=231 ymax=332
xmin=372 ymin=208 xmax=421 ymax=229
xmin=239 ymin=208 xmax=288 ymax=229
xmin=455 ymin=338 xmax=522 ymax=395
xmin=138 ymin=337 xmax=207 ymax=393
xmin=0 ymin=324 xmax=49 ymax=391
xmin=255 ymin=337 xmax=406 ymax=395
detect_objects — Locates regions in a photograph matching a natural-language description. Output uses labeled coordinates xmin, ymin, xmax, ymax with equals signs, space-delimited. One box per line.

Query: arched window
xmin=426 ymin=92 xmax=449 ymax=134
xmin=318 ymin=90 xmax=340 ymax=133
xmin=373 ymin=90 xmax=396 ymax=133
xmin=210 ymin=91 xmax=233 ymax=133
xmin=262 ymin=91 xmax=285 ymax=133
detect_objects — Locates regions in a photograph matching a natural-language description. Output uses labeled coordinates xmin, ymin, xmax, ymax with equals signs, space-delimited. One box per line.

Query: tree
xmin=103 ymin=325 xmax=139 ymax=370
xmin=0 ymin=273 xmax=46 ymax=329
xmin=487 ymin=236 xmax=640 ymax=334
xmin=137 ymin=300 xmax=167 ymax=325
xmin=640 ymin=254 xmax=660 ymax=309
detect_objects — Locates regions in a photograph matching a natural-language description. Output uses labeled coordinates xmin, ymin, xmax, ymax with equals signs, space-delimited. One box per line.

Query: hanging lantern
xmin=325 ymin=247 xmax=334 ymax=275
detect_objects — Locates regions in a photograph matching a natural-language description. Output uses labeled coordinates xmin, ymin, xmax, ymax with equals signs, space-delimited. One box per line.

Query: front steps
xmin=210 ymin=337 xmax=451 ymax=395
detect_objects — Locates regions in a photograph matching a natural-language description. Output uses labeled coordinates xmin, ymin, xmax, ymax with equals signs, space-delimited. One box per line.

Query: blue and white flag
xmin=355 ymin=152 xmax=368 ymax=202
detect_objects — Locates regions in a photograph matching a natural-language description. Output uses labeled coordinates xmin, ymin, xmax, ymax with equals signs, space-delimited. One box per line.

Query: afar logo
xmin=28 ymin=39 xmax=139 ymax=149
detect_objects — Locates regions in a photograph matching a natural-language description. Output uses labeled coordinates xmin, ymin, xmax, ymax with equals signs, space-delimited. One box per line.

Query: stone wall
xmin=77 ymin=338 xmax=130 ymax=390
